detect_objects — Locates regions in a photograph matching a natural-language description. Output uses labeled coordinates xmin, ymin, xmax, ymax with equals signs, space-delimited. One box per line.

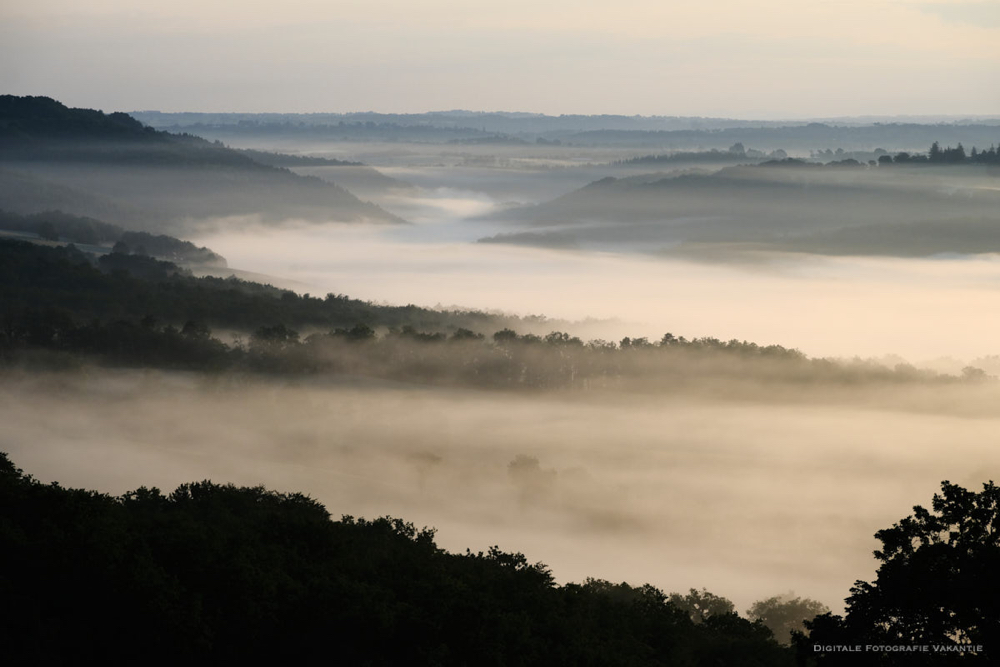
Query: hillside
xmin=0 ymin=96 xmax=402 ymax=230
xmin=0 ymin=238 xmax=546 ymax=345
xmin=481 ymin=160 xmax=1000 ymax=257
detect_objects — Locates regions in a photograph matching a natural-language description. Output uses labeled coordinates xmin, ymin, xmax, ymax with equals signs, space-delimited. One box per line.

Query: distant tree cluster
xmin=877 ymin=141 xmax=1000 ymax=166
xmin=236 ymin=148 xmax=363 ymax=167
xmin=748 ymin=595 xmax=830 ymax=645
xmin=0 ymin=452 xmax=794 ymax=664
xmin=614 ymin=143 xmax=789 ymax=166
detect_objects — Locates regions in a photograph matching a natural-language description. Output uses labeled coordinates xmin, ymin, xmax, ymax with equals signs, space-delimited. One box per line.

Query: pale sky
xmin=1 ymin=0 xmax=997 ymax=117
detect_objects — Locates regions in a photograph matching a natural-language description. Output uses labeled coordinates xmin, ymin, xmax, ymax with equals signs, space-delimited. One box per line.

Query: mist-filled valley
xmin=5 ymin=366 xmax=1000 ymax=617
xmin=4 ymin=95 xmax=1000 ymax=661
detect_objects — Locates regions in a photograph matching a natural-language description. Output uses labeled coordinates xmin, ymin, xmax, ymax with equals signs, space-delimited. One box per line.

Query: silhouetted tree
xmin=851 ymin=480 xmax=1000 ymax=645
xmin=802 ymin=480 xmax=1000 ymax=663
xmin=929 ymin=141 xmax=942 ymax=162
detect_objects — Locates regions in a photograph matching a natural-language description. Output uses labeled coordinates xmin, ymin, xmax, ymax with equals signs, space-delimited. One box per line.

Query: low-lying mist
xmin=191 ymin=220 xmax=1000 ymax=363
xmin=4 ymin=368 xmax=999 ymax=614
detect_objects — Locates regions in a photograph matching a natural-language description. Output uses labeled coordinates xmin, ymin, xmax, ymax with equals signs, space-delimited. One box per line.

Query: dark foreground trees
xmin=0 ymin=453 xmax=792 ymax=665
xmin=799 ymin=480 xmax=1000 ymax=664
xmin=6 ymin=461 xmax=997 ymax=663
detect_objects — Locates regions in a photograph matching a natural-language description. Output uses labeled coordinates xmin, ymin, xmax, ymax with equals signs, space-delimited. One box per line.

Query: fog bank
xmin=5 ymin=370 xmax=1000 ymax=613
xmin=192 ymin=221 xmax=1000 ymax=362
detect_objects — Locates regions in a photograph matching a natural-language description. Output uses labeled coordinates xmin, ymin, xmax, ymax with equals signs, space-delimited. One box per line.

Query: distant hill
xmin=0 ymin=237 xmax=548 ymax=338
xmin=0 ymin=96 xmax=403 ymax=230
xmin=562 ymin=124 xmax=1000 ymax=152
xmin=481 ymin=161 xmax=1000 ymax=258
xmin=130 ymin=109 xmax=1000 ymax=152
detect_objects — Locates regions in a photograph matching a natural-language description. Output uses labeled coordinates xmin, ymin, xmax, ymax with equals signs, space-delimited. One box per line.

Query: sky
xmin=1 ymin=0 xmax=998 ymax=117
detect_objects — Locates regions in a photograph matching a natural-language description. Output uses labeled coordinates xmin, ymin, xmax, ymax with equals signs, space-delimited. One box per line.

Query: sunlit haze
xmin=2 ymin=0 xmax=998 ymax=116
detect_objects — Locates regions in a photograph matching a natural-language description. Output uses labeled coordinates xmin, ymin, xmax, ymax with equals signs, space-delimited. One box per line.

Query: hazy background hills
xmin=480 ymin=160 xmax=1000 ymax=258
xmin=0 ymin=96 xmax=402 ymax=232
xmin=131 ymin=109 xmax=1000 ymax=154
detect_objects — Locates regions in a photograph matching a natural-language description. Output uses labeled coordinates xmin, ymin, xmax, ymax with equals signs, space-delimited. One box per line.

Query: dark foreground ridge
xmin=2 ymin=454 xmax=996 ymax=664
xmin=0 ymin=453 xmax=791 ymax=665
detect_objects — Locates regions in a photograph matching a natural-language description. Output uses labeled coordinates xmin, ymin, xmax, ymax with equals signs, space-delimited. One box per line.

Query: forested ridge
xmin=0 ymin=96 xmax=401 ymax=225
xmin=0 ymin=238 xmax=515 ymax=333
xmin=2 ymin=238 xmax=976 ymax=388
xmin=0 ymin=95 xmax=275 ymax=167
xmin=0 ymin=209 xmax=227 ymax=265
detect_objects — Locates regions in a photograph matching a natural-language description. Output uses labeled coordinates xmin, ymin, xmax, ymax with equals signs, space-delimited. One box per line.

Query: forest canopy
xmin=0 ymin=451 xmax=793 ymax=665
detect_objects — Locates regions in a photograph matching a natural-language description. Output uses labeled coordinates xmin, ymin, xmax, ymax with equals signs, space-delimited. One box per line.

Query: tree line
xmin=4 ymin=238 xmax=982 ymax=387
xmin=878 ymin=141 xmax=1000 ymax=165
xmin=2 ymin=452 xmax=995 ymax=663
xmin=3 ymin=306 xmax=971 ymax=389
